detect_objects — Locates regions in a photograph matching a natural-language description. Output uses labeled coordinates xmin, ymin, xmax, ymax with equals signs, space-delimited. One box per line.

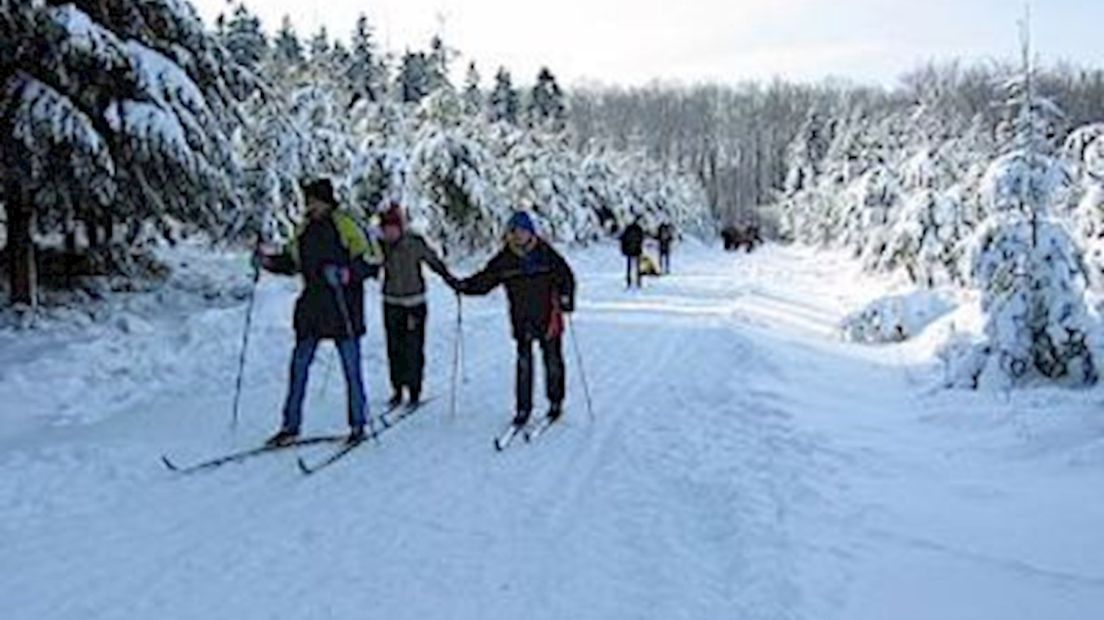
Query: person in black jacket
xmin=657 ymin=221 xmax=675 ymax=274
xmin=456 ymin=211 xmax=576 ymax=426
xmin=255 ymin=179 xmax=382 ymax=446
xmin=620 ymin=217 xmax=645 ymax=288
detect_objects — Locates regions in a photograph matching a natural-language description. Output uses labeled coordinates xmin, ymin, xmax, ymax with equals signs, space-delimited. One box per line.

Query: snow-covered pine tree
xmin=529 ymin=67 xmax=566 ymax=132
xmin=953 ymin=16 xmax=1095 ymax=388
xmin=1 ymin=0 xmax=248 ymax=307
xmin=397 ymin=51 xmax=431 ymax=104
xmin=498 ymin=128 xmax=592 ymax=240
xmin=348 ymin=14 xmax=385 ymax=104
xmin=579 ymin=154 xmax=623 ymax=234
xmin=271 ymin=15 xmax=303 ymax=74
xmin=1063 ymin=123 xmax=1104 ymax=286
xmin=780 ymin=109 xmax=833 ymax=241
xmin=221 ymin=3 xmax=266 ymax=71
xmin=488 ymin=67 xmax=520 ymax=126
xmin=245 ymin=83 xmax=355 ymax=240
xmin=410 ymin=89 xmax=503 ymax=253
xmin=462 ymin=62 xmax=483 ymax=116
xmin=306 ymin=24 xmax=332 ymax=79
xmin=881 ymin=143 xmax=968 ymax=286
xmin=328 ymin=40 xmax=353 ymax=92
xmin=427 ymin=35 xmax=452 ymax=92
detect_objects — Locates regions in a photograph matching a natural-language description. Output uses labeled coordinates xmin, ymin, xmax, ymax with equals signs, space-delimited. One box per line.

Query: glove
xmin=558 ymin=294 xmax=574 ymax=313
xmin=322 ymin=264 xmax=351 ymax=288
xmin=444 ymin=273 xmax=460 ymax=291
xmin=546 ymin=305 xmax=565 ymax=339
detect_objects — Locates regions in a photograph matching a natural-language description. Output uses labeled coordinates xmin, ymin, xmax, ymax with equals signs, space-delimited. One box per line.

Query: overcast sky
xmin=192 ymin=0 xmax=1104 ymax=87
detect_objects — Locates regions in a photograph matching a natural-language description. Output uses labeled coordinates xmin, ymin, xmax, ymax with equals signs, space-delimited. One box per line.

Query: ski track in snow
xmin=2 ymin=242 xmax=1104 ymax=619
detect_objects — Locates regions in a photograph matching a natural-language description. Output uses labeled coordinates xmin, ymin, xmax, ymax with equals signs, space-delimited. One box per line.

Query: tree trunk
xmin=86 ymin=214 xmax=103 ymax=249
xmin=64 ymin=216 xmax=78 ymax=289
xmin=101 ymin=212 xmax=114 ymax=245
xmin=7 ymin=189 xmax=36 ymax=307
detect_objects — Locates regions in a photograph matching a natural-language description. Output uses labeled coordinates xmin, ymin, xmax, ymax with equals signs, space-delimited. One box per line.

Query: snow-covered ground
xmin=2 ymin=241 xmax=1103 ymax=619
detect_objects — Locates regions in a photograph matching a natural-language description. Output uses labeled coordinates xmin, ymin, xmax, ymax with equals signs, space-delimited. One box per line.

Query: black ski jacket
xmin=460 ymin=239 xmax=575 ymax=340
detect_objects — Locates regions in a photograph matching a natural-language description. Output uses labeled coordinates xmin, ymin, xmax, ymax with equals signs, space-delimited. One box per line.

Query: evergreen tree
xmin=308 ymin=25 xmax=330 ymax=66
xmin=529 ymin=67 xmax=566 ymax=131
xmin=427 ymin=35 xmax=453 ymax=91
xmin=348 ymin=14 xmax=384 ymax=103
xmin=953 ymin=14 xmax=1095 ymax=388
xmin=0 ymin=0 xmax=247 ymax=306
xmin=462 ymin=62 xmax=483 ymax=116
xmin=330 ymin=40 xmax=352 ymax=80
xmin=222 ymin=3 xmax=267 ymax=70
xmin=397 ymin=51 xmax=431 ymax=104
xmin=488 ymin=67 xmax=520 ymax=125
xmin=272 ymin=15 xmax=303 ymax=68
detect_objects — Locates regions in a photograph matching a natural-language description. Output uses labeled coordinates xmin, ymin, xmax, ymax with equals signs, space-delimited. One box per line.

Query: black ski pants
xmin=384 ymin=302 xmax=428 ymax=397
xmin=515 ymin=331 xmax=565 ymax=415
xmin=625 ymin=254 xmax=642 ymax=288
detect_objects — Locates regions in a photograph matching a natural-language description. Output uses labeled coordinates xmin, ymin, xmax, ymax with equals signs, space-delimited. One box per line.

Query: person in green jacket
xmin=255 ymin=179 xmax=383 ymax=445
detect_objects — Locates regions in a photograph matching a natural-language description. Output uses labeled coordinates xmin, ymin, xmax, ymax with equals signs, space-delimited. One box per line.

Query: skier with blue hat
xmin=456 ymin=210 xmax=576 ymax=429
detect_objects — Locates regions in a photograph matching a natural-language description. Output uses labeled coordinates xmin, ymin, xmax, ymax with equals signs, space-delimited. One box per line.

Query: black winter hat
xmin=301 ymin=178 xmax=337 ymax=206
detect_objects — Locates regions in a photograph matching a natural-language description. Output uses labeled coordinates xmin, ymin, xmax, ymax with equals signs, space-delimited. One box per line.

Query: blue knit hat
xmin=507 ymin=211 xmax=536 ymax=234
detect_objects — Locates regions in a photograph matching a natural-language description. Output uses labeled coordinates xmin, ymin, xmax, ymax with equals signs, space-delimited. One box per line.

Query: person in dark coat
xmin=620 ymin=217 xmax=645 ymax=289
xmin=378 ymin=203 xmax=458 ymax=407
xmin=656 ymin=222 xmax=675 ymax=274
xmin=256 ymin=179 xmax=382 ymax=445
xmin=456 ymin=211 xmax=576 ymax=426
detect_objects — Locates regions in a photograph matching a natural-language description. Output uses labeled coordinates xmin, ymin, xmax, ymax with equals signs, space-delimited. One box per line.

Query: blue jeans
xmin=281 ymin=337 xmax=367 ymax=432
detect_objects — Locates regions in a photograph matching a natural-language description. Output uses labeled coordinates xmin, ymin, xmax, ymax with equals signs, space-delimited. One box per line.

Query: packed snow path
xmin=2 ymin=244 xmax=1103 ymax=619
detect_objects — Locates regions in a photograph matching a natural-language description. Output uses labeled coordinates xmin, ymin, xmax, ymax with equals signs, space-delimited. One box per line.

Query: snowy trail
xmin=3 ymin=243 xmax=1104 ymax=619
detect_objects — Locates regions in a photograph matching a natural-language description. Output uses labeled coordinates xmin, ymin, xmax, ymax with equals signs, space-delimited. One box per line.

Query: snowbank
xmin=842 ymin=291 xmax=956 ymax=344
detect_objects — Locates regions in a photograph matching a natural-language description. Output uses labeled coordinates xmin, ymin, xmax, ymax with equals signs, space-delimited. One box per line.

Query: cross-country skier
xmin=254 ymin=179 xmax=382 ymax=446
xmin=377 ymin=203 xmax=458 ymax=408
xmin=455 ymin=211 xmax=576 ymax=427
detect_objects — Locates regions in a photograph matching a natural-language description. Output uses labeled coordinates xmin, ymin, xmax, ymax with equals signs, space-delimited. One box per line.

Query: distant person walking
xmin=657 ymin=221 xmax=675 ymax=274
xmin=620 ymin=217 xmax=645 ymax=289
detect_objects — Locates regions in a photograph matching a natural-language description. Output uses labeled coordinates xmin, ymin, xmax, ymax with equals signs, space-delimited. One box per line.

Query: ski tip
xmin=296 ymin=457 xmax=313 ymax=475
xmin=161 ymin=455 xmax=179 ymax=471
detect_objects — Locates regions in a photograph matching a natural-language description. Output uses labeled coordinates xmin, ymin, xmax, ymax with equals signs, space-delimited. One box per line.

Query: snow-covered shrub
xmin=1065 ymin=125 xmax=1104 ymax=288
xmin=842 ymin=291 xmax=955 ymax=343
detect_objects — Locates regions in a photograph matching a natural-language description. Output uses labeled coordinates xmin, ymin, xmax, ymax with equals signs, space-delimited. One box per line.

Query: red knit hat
xmin=381 ymin=204 xmax=404 ymax=229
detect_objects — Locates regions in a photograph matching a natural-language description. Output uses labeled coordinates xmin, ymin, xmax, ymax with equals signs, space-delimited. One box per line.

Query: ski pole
xmin=566 ymin=314 xmax=594 ymax=424
xmin=329 ymin=271 xmax=377 ymax=441
xmin=459 ymin=291 xmax=468 ymax=383
xmin=450 ymin=293 xmax=463 ymax=418
xmin=231 ymin=254 xmax=262 ymax=432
